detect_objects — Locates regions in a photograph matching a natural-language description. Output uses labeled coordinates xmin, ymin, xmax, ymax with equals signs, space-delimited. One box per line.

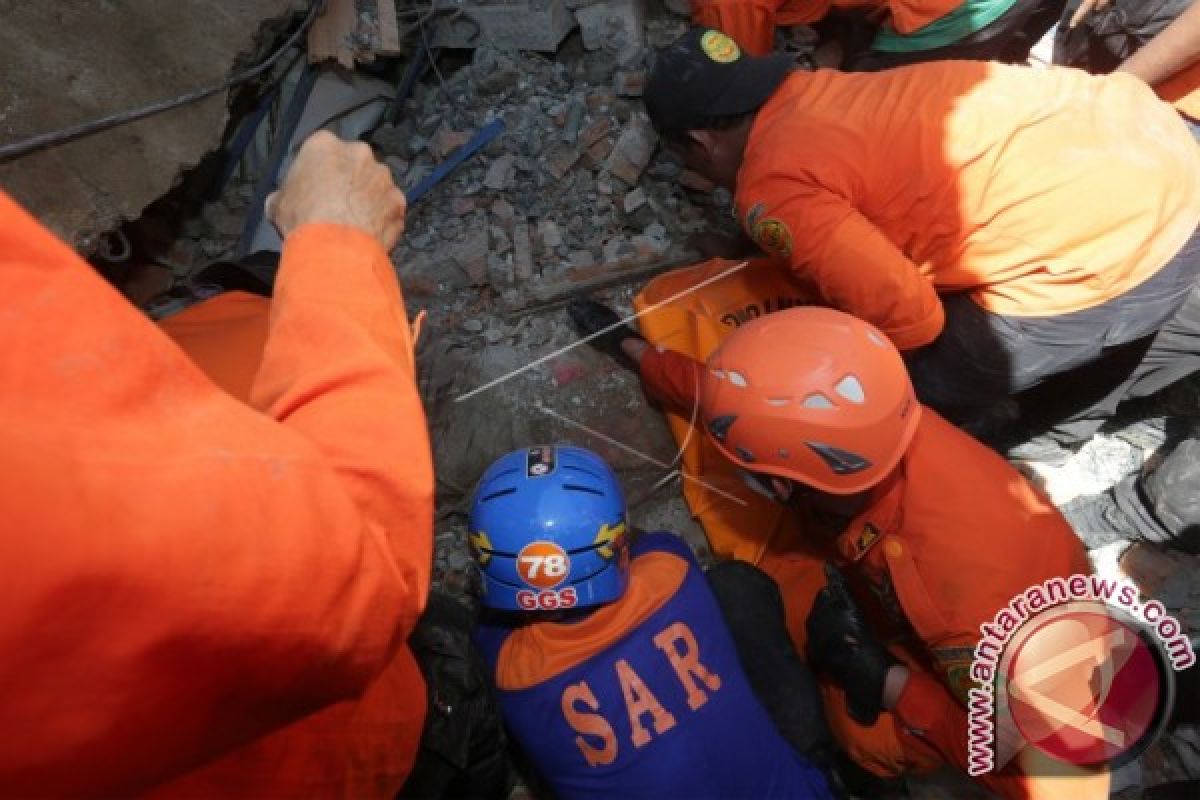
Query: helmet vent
xmin=708 ymin=414 xmax=737 ymax=442
xmin=562 ymin=483 xmax=604 ymax=495
xmin=802 ymin=392 xmax=835 ymax=410
xmin=806 ymin=442 xmax=872 ymax=475
xmin=835 ymin=375 xmax=865 ymax=404
xmin=480 ymin=487 xmax=518 ymax=502
xmin=728 ymin=370 xmax=748 ymax=388
xmin=735 ymin=446 xmax=756 ymax=462
xmin=765 ymin=396 xmax=791 ymax=407
xmin=563 ymin=464 xmax=604 ymax=479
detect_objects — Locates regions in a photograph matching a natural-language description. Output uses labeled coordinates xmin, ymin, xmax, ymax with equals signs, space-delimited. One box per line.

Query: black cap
xmin=644 ymin=27 xmax=794 ymax=134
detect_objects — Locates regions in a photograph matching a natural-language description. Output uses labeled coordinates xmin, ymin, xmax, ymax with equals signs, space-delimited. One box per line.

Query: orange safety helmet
xmin=700 ymin=307 xmax=921 ymax=495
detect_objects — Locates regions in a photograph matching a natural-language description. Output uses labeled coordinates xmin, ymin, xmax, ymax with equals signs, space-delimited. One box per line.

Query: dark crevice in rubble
xmin=92 ymin=7 xmax=323 ymax=291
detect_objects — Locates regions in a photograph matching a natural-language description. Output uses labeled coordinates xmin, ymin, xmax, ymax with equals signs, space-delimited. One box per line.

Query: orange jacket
xmin=737 ymin=62 xmax=1200 ymax=350
xmin=0 ymin=191 xmax=433 ymax=797
xmin=692 ymin=0 xmax=961 ymax=55
xmin=638 ymin=345 xmax=1098 ymax=797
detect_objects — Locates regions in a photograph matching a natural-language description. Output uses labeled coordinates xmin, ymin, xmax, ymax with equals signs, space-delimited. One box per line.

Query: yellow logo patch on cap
xmin=752 ymin=217 xmax=793 ymax=259
xmin=700 ymin=30 xmax=740 ymax=64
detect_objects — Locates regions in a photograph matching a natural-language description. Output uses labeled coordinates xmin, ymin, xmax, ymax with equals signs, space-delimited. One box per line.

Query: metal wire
xmin=0 ymin=0 xmax=326 ymax=163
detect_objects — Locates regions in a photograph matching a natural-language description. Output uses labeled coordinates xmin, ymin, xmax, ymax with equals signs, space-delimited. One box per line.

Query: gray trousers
xmin=904 ymin=226 xmax=1200 ymax=448
xmin=1115 ymin=437 xmax=1200 ymax=551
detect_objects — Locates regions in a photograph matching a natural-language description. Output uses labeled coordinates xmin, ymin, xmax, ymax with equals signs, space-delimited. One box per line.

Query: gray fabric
xmin=904 ymin=226 xmax=1200 ymax=446
xmin=1114 ymin=439 xmax=1200 ymax=551
xmin=705 ymin=561 xmax=834 ymax=767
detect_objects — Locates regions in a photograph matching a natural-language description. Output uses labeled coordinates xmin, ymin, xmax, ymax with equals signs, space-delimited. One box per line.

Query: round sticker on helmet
xmin=700 ymin=30 xmax=740 ymax=64
xmin=752 ymin=217 xmax=793 ymax=258
xmin=516 ymin=540 xmax=571 ymax=589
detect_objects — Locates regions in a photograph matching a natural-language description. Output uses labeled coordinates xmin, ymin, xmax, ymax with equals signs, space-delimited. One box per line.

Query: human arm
xmin=1118 ymin=1 xmax=1200 ymax=88
xmin=638 ymin=346 xmax=706 ymax=415
xmin=0 ymin=134 xmax=432 ymax=795
xmin=739 ymin=189 xmax=944 ymax=350
xmin=807 ymin=567 xmax=1045 ymax=797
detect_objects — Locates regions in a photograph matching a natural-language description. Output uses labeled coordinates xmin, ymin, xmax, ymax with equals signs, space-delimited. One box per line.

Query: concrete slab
xmin=431 ymin=0 xmax=576 ymax=52
xmin=0 ymin=0 xmax=306 ymax=250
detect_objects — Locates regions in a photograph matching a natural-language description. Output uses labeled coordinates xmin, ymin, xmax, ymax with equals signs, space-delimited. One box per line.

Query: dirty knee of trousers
xmin=706 ymin=559 xmax=787 ymax=628
xmin=1139 ymin=439 xmax=1200 ymax=551
xmin=705 ymin=561 xmax=833 ymax=760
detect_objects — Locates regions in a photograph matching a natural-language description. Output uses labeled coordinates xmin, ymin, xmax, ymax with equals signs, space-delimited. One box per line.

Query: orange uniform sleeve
xmin=739 ymin=186 xmax=945 ymax=350
xmin=0 ymin=192 xmax=432 ymax=796
xmin=638 ymin=345 xmax=704 ymax=414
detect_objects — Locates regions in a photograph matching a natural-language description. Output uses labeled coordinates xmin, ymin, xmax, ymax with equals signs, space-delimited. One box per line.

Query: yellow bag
xmin=633 ymin=257 xmax=818 ymax=565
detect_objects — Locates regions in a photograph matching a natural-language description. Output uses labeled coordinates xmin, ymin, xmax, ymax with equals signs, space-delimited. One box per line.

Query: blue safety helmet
xmin=467 ymin=445 xmax=630 ymax=613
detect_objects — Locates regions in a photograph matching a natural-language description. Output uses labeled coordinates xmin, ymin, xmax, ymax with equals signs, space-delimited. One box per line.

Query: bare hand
xmin=1069 ymin=0 xmax=1112 ymax=29
xmin=266 ymin=131 xmax=407 ymax=250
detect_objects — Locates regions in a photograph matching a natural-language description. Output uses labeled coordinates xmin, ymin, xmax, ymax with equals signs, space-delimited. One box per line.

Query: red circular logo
xmin=516 ymin=541 xmax=571 ymax=589
xmin=1006 ymin=606 xmax=1165 ymax=767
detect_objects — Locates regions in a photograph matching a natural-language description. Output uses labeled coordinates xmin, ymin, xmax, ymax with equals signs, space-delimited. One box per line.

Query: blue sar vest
xmin=477 ymin=532 xmax=832 ymax=799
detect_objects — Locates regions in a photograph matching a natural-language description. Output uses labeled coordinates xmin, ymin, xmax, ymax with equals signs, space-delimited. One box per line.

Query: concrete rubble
xmin=431 ymin=0 xmax=646 ymax=54
xmin=107 ymin=2 xmax=1200 ymax=794
xmin=379 ymin=17 xmax=737 ymax=305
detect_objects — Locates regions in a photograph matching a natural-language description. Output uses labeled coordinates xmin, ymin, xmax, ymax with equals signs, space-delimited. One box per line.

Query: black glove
xmin=806 ymin=563 xmax=897 ymax=726
xmin=566 ymin=298 xmax=645 ymax=371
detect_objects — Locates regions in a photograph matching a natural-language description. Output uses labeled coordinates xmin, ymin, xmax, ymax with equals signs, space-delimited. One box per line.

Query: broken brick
xmin=451 ymin=227 xmax=490 ymax=286
xmin=679 ymin=169 xmax=715 ymax=193
xmin=430 ymin=127 xmax=470 ymax=161
xmin=613 ymin=69 xmax=646 ymax=98
xmin=543 ymin=142 xmax=582 ymax=180
xmin=539 ymin=219 xmax=564 ymax=251
xmin=451 ymin=197 xmax=478 ymax=216
xmin=562 ymin=97 xmax=587 ymax=143
xmin=622 ymin=187 xmax=647 ymax=214
xmin=583 ymin=136 xmax=615 ymax=169
xmin=578 ymin=116 xmax=613 ymax=149
xmin=586 ymin=89 xmax=617 ymax=112
xmin=483 ymin=153 xmax=516 ymax=191
xmin=487 ymin=252 xmax=514 ymax=293
xmin=491 ymin=197 xmax=516 ymax=226
xmin=512 ymin=222 xmax=535 ymax=283
xmin=575 ymin=0 xmax=645 ymax=52
xmin=604 ymin=115 xmax=657 ymax=185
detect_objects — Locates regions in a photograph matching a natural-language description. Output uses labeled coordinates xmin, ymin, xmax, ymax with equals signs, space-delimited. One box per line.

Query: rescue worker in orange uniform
xmin=571 ymin=303 xmax=1107 ymax=798
xmin=642 ymin=27 xmax=1200 ymax=463
xmin=690 ymin=0 xmax=1063 ymax=68
xmin=0 ymin=131 xmax=434 ymax=797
